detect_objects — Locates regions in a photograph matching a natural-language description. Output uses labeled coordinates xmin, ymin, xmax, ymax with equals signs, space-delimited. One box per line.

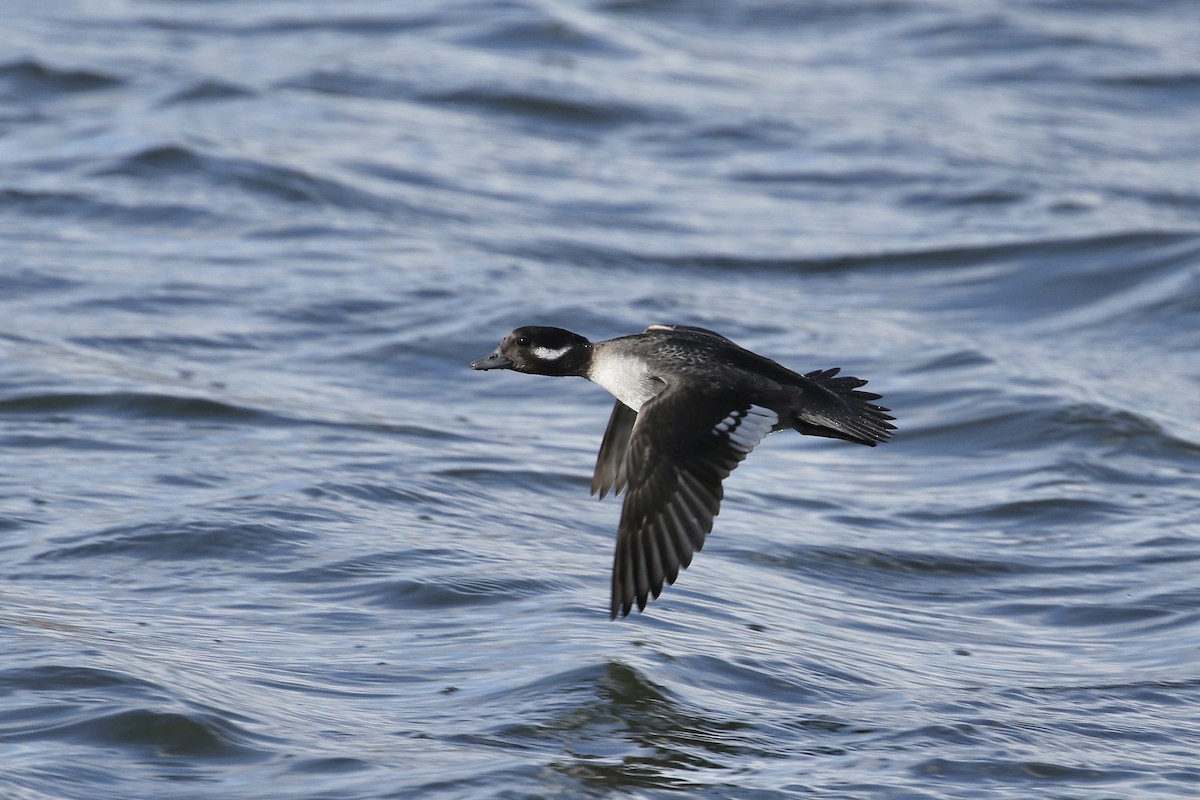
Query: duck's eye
xmin=517 ymin=336 xmax=530 ymax=347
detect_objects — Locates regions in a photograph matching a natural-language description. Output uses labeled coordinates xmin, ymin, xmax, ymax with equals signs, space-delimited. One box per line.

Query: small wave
xmin=452 ymin=12 xmax=639 ymax=58
xmin=264 ymin=296 xmax=401 ymax=326
xmin=903 ymin=184 xmax=1029 ymax=209
xmin=37 ymin=707 xmax=269 ymax=760
xmin=953 ymin=496 xmax=1123 ymax=527
xmin=0 ymin=513 xmax=33 ymax=532
xmin=0 ymin=59 xmax=122 ymax=98
xmin=157 ymin=79 xmax=255 ymax=107
xmin=93 ymin=145 xmax=396 ymax=213
xmin=305 ymin=481 xmax=443 ymax=507
xmin=1099 ymin=71 xmax=1200 ymax=91
xmin=430 ymin=86 xmax=653 ymax=129
xmin=34 ymin=520 xmax=315 ymax=564
xmin=661 ymin=230 xmax=1199 ymax=278
xmin=906 ymin=348 xmax=996 ymax=373
xmin=913 ymin=756 xmax=1139 ymax=785
xmin=759 ymin=543 xmax=1022 ymax=583
xmin=284 ymin=756 xmax=373 ymax=776
xmin=318 ymin=573 xmax=564 ymax=611
xmin=66 ymin=333 xmax=263 ymax=355
xmin=0 ymin=188 xmax=226 ymax=228
xmin=729 ymin=165 xmax=922 ymax=188
xmin=983 ymin=601 xmax=1175 ymax=630
xmin=902 ymin=10 xmax=1121 ymax=58
xmin=600 ymin=0 xmax=912 ymax=29
xmin=136 ymin=11 xmax=438 ymax=37
xmin=897 ymin=387 xmax=1198 ymax=461
xmin=1050 ymin=402 xmax=1200 ymax=458
xmin=246 ymin=13 xmax=439 ymax=36
xmin=0 ymin=261 xmax=79 ymax=298
xmin=0 ymin=391 xmax=273 ymax=423
xmin=0 ymin=664 xmax=162 ymax=695
xmin=272 ymin=549 xmax=454 ymax=584
xmin=278 ymin=69 xmax=415 ymax=101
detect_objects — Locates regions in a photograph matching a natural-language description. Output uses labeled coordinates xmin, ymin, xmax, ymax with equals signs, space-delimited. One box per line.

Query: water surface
xmin=2 ymin=1 xmax=1198 ymax=798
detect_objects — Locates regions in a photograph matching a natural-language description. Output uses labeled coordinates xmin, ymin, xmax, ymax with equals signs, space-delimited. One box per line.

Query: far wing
xmin=591 ymin=400 xmax=637 ymax=500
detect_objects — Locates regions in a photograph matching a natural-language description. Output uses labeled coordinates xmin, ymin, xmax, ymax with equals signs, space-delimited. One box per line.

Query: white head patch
xmin=533 ymin=345 xmax=571 ymax=361
xmin=713 ymin=405 xmax=777 ymax=452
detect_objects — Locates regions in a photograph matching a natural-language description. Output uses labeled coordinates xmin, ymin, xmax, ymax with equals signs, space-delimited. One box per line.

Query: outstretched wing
xmin=610 ymin=385 xmax=778 ymax=619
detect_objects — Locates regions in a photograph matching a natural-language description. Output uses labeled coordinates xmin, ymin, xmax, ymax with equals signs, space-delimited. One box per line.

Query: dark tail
xmin=791 ymin=368 xmax=896 ymax=446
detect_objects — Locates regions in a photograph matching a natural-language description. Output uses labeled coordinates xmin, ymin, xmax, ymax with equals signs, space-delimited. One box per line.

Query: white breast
xmin=588 ymin=352 xmax=662 ymax=411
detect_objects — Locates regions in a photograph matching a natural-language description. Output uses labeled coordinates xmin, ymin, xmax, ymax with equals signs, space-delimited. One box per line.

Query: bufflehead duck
xmin=471 ymin=324 xmax=895 ymax=619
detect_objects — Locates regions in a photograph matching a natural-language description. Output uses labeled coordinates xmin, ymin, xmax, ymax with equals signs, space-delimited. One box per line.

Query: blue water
xmin=2 ymin=1 xmax=1199 ymax=798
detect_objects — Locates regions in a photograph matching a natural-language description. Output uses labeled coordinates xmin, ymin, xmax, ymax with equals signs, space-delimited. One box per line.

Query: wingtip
xmin=591 ymin=483 xmax=625 ymax=501
xmin=609 ymin=587 xmax=639 ymax=620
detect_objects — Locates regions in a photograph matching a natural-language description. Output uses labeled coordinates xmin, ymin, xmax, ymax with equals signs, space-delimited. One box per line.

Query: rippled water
xmin=2 ymin=1 xmax=1199 ymax=798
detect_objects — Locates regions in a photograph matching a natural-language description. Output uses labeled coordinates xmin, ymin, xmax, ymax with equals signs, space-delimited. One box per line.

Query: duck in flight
xmin=471 ymin=324 xmax=895 ymax=619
